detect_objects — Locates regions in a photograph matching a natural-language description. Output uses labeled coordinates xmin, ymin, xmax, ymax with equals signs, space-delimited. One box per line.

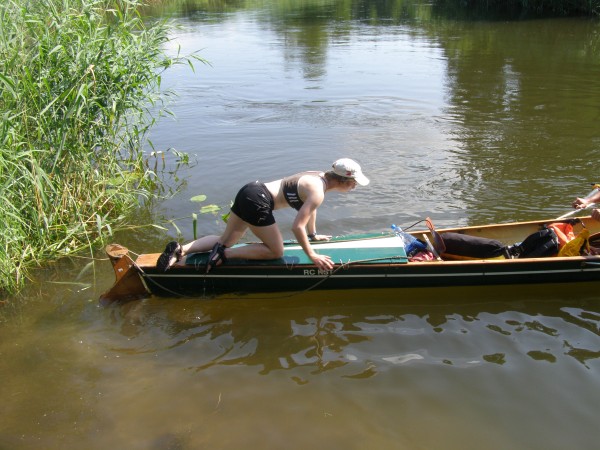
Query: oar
xmin=557 ymin=203 xmax=597 ymax=220
xmin=556 ymin=184 xmax=600 ymax=220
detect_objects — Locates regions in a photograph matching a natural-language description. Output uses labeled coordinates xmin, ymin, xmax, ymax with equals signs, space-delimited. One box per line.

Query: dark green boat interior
xmin=184 ymin=233 xmax=409 ymax=266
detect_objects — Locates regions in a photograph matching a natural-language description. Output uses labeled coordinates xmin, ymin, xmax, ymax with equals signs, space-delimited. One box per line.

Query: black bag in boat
xmin=510 ymin=227 xmax=559 ymax=258
xmin=439 ymin=232 xmax=507 ymax=259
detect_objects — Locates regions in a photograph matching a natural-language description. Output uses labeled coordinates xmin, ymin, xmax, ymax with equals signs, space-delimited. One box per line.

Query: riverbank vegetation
xmin=0 ymin=0 xmax=201 ymax=297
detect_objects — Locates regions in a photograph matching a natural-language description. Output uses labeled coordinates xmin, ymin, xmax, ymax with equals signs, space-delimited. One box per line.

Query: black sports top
xmin=281 ymin=171 xmax=324 ymax=211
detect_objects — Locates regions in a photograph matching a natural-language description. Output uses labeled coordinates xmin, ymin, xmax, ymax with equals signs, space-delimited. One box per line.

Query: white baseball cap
xmin=331 ymin=158 xmax=370 ymax=186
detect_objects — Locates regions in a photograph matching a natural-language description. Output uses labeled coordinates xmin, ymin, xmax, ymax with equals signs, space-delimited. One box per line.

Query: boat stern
xmin=99 ymin=244 xmax=150 ymax=304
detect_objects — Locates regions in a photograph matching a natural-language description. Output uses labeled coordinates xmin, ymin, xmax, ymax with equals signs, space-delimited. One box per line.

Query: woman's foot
xmin=206 ymin=242 xmax=227 ymax=273
xmin=156 ymin=241 xmax=182 ymax=271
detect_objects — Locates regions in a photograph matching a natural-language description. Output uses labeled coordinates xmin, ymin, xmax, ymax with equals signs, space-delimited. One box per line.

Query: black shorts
xmin=230 ymin=181 xmax=276 ymax=227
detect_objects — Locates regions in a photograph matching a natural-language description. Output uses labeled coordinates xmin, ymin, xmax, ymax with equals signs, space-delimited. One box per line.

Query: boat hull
xmin=140 ymin=256 xmax=600 ymax=298
xmin=100 ymin=217 xmax=600 ymax=301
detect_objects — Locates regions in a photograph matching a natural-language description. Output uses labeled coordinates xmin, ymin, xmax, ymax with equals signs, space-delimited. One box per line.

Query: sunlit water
xmin=2 ymin=2 xmax=600 ymax=449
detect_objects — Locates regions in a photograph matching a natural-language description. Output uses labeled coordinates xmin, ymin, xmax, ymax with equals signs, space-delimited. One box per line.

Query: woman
xmin=157 ymin=158 xmax=370 ymax=272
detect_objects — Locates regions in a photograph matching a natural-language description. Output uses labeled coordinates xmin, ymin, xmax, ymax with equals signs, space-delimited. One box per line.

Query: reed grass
xmin=0 ymin=0 xmax=203 ymax=297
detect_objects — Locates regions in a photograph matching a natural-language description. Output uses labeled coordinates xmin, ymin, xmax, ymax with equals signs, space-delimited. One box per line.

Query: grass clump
xmin=0 ymin=0 xmax=202 ymax=296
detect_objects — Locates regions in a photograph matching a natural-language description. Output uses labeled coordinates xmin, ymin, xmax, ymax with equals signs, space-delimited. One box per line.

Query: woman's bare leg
xmin=176 ymin=212 xmax=284 ymax=264
xmin=180 ymin=235 xmax=220 ymax=255
xmin=218 ymin=212 xmax=249 ymax=249
xmin=179 ymin=212 xmax=248 ymax=257
xmin=224 ymin=222 xmax=284 ymax=260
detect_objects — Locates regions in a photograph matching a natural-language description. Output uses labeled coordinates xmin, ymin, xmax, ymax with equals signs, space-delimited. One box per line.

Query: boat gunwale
xmin=135 ymin=215 xmax=600 ymax=270
xmin=100 ymin=216 xmax=600 ymax=301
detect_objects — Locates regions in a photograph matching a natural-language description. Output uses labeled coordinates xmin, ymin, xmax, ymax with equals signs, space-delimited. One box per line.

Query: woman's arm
xmin=292 ymin=179 xmax=333 ymax=270
xmin=305 ymin=209 xmax=331 ymax=242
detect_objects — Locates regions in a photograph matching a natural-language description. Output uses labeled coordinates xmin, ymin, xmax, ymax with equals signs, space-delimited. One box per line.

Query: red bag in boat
xmin=547 ymin=222 xmax=575 ymax=249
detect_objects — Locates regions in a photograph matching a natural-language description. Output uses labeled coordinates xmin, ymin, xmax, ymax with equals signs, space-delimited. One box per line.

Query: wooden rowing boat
xmin=100 ymin=216 xmax=600 ymax=302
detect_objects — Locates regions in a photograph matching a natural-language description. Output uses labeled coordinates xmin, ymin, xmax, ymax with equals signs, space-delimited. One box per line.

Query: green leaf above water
xmin=190 ymin=194 xmax=207 ymax=202
xmin=200 ymin=204 xmax=220 ymax=214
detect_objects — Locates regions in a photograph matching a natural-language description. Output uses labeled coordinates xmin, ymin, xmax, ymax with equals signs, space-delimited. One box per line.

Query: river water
xmin=2 ymin=1 xmax=600 ymax=449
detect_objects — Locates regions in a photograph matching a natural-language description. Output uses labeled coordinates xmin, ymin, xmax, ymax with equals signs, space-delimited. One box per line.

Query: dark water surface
xmin=2 ymin=1 xmax=600 ymax=448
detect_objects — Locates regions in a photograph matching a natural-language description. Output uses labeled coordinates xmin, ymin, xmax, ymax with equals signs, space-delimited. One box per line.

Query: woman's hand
xmin=573 ymin=197 xmax=590 ymax=209
xmin=309 ymin=233 xmax=332 ymax=242
xmin=310 ymin=253 xmax=334 ymax=271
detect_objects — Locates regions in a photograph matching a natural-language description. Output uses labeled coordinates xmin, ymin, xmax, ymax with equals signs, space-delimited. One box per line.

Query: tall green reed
xmin=0 ymin=0 xmax=203 ymax=296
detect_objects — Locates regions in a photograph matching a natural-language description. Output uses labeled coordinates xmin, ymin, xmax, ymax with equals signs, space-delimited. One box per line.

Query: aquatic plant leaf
xmin=200 ymin=204 xmax=220 ymax=214
xmin=190 ymin=195 xmax=207 ymax=202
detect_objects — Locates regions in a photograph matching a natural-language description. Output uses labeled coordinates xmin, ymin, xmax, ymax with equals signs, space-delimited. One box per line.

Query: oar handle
xmin=557 ymin=203 xmax=597 ymax=220
xmin=557 ymin=184 xmax=600 ymax=220
xmin=585 ymin=184 xmax=600 ymax=200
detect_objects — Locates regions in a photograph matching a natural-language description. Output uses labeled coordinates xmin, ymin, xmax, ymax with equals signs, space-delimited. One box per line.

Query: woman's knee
xmin=270 ymin=245 xmax=284 ymax=259
xmin=262 ymin=238 xmax=284 ymax=259
xmin=251 ymin=224 xmax=284 ymax=258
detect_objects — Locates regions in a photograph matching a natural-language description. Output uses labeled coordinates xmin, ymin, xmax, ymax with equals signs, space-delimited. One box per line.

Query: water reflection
xmin=3 ymin=278 xmax=600 ymax=448
xmin=105 ymin=285 xmax=600 ymax=381
xmin=438 ymin=18 xmax=600 ymax=223
xmin=5 ymin=2 xmax=600 ymax=447
xmin=141 ymin=0 xmax=600 ymax=236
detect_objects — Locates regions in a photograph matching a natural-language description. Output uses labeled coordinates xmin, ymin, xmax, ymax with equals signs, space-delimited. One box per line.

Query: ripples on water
xmin=1 ymin=270 xmax=600 ymax=449
xmin=153 ymin=15 xmax=600 ymax=237
xmin=105 ymin=287 xmax=600 ymax=375
xmin=3 ymin=4 xmax=600 ymax=449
